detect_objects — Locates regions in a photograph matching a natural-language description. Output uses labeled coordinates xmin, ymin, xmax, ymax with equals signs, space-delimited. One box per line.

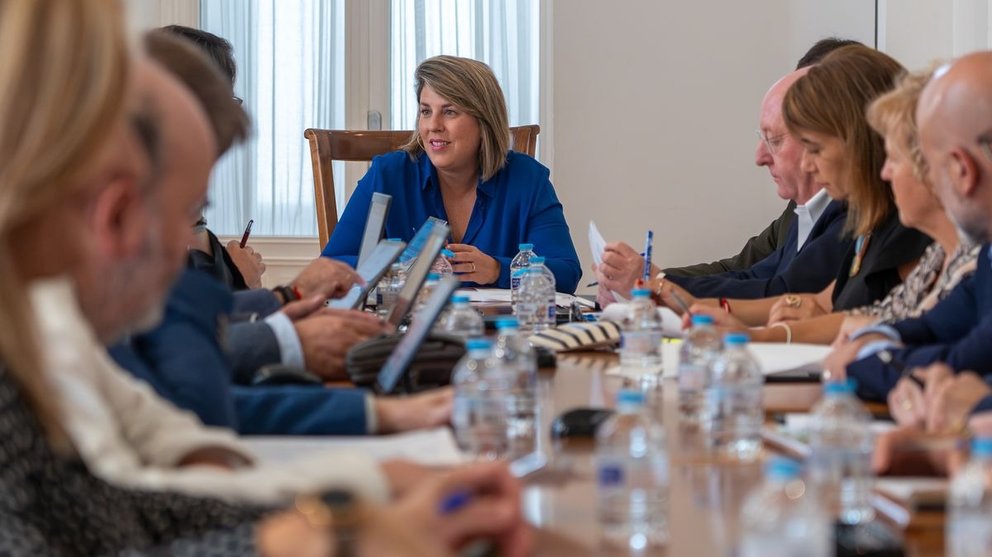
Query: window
xmin=200 ymin=0 xmax=539 ymax=238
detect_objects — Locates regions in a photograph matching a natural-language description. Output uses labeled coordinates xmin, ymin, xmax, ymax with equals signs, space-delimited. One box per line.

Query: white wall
xmin=879 ymin=0 xmax=991 ymax=69
xmin=549 ymin=0 xmax=875 ymax=294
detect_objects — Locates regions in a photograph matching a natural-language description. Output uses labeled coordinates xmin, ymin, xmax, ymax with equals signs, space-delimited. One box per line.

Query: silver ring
xmin=470 ymin=262 xmax=476 ymax=273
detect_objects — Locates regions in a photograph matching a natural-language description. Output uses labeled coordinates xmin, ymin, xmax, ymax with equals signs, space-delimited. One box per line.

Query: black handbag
xmin=345 ymin=333 xmax=466 ymax=391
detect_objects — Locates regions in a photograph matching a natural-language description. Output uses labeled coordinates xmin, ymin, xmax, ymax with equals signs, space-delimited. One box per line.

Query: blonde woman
xmin=322 ymin=55 xmax=581 ymax=292
xmin=0 ymin=1 xmax=527 ymax=556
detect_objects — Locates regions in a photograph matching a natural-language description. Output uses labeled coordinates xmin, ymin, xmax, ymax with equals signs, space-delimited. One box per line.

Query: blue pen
xmin=642 ymin=230 xmax=654 ymax=281
xmin=438 ymin=489 xmax=473 ymax=514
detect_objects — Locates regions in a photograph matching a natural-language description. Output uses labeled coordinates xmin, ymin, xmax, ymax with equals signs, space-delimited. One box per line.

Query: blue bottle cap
xmin=496 ymin=317 xmax=519 ymax=330
xmin=465 ymin=339 xmax=493 ymax=351
xmin=451 ymin=294 xmax=470 ymax=304
xmin=972 ymin=437 xmax=992 ymax=457
xmin=441 ymin=249 xmax=455 ymax=258
xmin=518 ymin=243 xmax=534 ymax=251
xmin=631 ymin=288 xmax=651 ymax=298
xmin=426 ymin=273 xmax=440 ymax=281
xmin=616 ymin=389 xmax=646 ymax=406
xmin=724 ymin=332 xmax=749 ymax=346
xmin=765 ymin=456 xmax=802 ymax=480
xmin=387 ymin=237 xmax=402 ymax=242
xmin=691 ymin=315 xmax=714 ymax=326
xmin=531 ymin=256 xmax=546 ymax=264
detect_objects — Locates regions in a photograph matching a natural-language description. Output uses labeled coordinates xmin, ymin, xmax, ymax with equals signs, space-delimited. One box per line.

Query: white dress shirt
xmin=793 ymin=188 xmax=831 ymax=251
xmin=33 ymin=277 xmax=390 ymax=505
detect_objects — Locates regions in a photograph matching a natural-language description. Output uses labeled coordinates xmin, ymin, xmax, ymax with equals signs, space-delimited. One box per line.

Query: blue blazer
xmin=109 ymin=269 xmax=371 ymax=435
xmin=666 ymin=200 xmax=851 ymax=299
xmin=321 ymin=150 xmax=582 ymax=293
xmin=848 ymin=245 xmax=992 ymax=400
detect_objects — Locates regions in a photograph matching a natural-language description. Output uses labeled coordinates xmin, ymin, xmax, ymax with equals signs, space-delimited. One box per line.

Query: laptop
xmin=385 ymin=221 xmax=450 ymax=328
xmin=327 ymin=239 xmax=406 ymax=310
xmin=375 ymin=275 xmax=460 ymax=394
xmin=357 ymin=192 xmax=392 ymax=268
xmin=398 ymin=216 xmax=448 ymax=265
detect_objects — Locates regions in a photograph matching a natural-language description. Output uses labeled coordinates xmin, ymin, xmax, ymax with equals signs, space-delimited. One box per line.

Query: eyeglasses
xmin=756 ymin=129 xmax=787 ymax=154
xmin=977 ymin=134 xmax=992 ymax=160
xmin=233 ymin=96 xmax=244 ymax=105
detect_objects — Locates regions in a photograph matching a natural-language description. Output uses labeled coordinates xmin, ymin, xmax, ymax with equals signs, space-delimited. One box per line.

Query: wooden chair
xmin=304 ymin=124 xmax=540 ymax=246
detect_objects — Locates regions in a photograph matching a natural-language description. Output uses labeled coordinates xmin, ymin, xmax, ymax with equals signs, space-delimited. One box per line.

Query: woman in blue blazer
xmin=322 ymin=55 xmax=581 ymax=293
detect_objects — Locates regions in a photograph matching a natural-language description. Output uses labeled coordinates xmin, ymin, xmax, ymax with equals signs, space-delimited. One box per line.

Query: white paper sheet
xmin=600 ymin=305 xmax=684 ymax=338
xmin=243 ymin=427 xmax=465 ymax=466
xmin=588 ymin=221 xmax=627 ymax=302
xmin=660 ymin=342 xmax=830 ymax=378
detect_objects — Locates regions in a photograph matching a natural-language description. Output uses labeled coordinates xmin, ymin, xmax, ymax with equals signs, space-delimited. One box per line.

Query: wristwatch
xmin=295 ymin=489 xmax=361 ymax=557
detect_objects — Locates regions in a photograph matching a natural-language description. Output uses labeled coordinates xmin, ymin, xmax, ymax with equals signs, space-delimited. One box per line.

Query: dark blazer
xmin=666 ymin=200 xmax=851 ymax=299
xmin=665 ymin=201 xmax=796 ymax=277
xmin=110 ymin=269 xmax=371 ymax=435
xmin=848 ymin=245 xmax=992 ymax=400
xmin=831 ymin=211 xmax=933 ymax=311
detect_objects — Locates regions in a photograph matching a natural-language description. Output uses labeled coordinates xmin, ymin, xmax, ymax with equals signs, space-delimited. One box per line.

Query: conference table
xmin=522 ymin=350 xmax=946 ymax=557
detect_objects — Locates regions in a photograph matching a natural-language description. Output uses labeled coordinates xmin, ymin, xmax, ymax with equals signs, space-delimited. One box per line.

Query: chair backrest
xmin=304 ymin=124 xmax=540 ymax=246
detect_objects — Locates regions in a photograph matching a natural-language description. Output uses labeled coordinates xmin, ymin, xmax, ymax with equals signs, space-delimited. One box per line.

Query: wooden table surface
xmin=523 ymin=350 xmax=946 ymax=557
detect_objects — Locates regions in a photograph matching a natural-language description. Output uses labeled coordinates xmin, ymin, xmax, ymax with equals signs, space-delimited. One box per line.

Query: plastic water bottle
xmin=413 ymin=273 xmax=440 ymax=313
xmin=619 ymin=289 xmax=662 ymax=372
xmin=509 ymin=243 xmax=536 ymax=300
xmin=595 ymin=389 xmax=668 ymax=549
xmin=492 ymin=318 xmax=538 ymax=457
xmin=514 ymin=268 xmax=553 ymax=333
xmin=451 ymin=339 xmax=510 ymax=459
xmin=703 ymin=333 xmax=763 ymax=461
xmin=377 ymin=262 xmax=406 ymax=317
xmin=678 ymin=314 xmax=723 ymax=425
xmin=739 ymin=457 xmax=831 ymax=557
xmin=432 ymin=248 xmax=454 ymax=278
xmin=948 ymin=437 xmax=992 ymax=557
xmin=441 ymin=293 xmax=484 ymax=340
xmin=807 ymin=380 xmax=875 ymax=524
xmin=529 ymin=256 xmax=557 ymax=325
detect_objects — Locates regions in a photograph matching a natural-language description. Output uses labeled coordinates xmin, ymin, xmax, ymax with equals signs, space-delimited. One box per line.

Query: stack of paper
xmin=463 ymin=287 xmax=596 ymax=308
xmin=588 ymin=221 xmax=627 ymax=302
xmin=243 ymin=427 xmax=465 ymax=466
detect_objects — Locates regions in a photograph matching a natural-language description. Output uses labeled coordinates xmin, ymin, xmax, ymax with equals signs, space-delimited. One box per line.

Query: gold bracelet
xmin=770 ymin=321 xmax=792 ymax=344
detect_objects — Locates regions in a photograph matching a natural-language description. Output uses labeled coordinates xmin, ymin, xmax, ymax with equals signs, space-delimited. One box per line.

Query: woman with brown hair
xmin=322 ymin=55 xmax=581 ymax=292
xmin=653 ymin=45 xmax=932 ymax=326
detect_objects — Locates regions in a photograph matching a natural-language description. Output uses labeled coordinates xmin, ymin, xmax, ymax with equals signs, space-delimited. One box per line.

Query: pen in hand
xmin=642 ymin=230 xmax=654 ymax=282
xmin=239 ymin=218 xmax=254 ymax=248
xmin=877 ymin=349 xmax=924 ymax=388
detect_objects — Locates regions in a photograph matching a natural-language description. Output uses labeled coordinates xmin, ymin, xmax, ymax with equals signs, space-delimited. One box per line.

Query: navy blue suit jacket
xmin=848 ymin=245 xmax=992 ymax=400
xmin=109 ymin=269 xmax=370 ymax=435
xmin=667 ymin=200 xmax=851 ymax=299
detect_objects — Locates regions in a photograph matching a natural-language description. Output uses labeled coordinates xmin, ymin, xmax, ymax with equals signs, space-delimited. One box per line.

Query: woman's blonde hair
xmin=0 ymin=0 xmax=130 ymax=443
xmin=783 ymin=45 xmax=905 ymax=236
xmin=401 ymin=55 xmax=510 ymax=181
xmin=866 ymin=66 xmax=937 ymax=185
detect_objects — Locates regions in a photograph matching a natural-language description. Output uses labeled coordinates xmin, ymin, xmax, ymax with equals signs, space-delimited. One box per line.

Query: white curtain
xmin=200 ymin=0 xmax=345 ymax=237
xmin=390 ymin=0 xmax=541 ymax=130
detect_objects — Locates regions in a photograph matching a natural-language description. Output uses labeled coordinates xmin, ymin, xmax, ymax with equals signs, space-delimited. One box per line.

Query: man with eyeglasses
xmin=596 ymin=64 xmax=852 ymax=304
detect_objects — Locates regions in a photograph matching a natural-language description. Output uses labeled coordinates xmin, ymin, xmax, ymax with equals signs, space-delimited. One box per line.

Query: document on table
xmin=464 ymin=287 xmax=596 ymax=308
xmin=660 ymin=342 xmax=830 ymax=379
xmin=243 ymin=427 xmax=465 ymax=466
xmin=588 ymin=221 xmax=627 ymax=302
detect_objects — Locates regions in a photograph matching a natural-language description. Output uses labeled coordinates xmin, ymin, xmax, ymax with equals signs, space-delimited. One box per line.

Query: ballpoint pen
xmin=239 ymin=218 xmax=254 ymax=248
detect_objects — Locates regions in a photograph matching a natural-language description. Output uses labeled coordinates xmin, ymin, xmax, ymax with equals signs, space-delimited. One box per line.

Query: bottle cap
xmin=823 ymin=378 xmax=857 ymax=396
xmin=387 ymin=237 xmax=402 ymax=242
xmin=441 ymin=249 xmax=455 ymax=258
xmin=765 ymin=456 xmax=802 ymax=480
xmin=496 ymin=317 xmax=519 ymax=330
xmin=616 ymin=389 xmax=646 ymax=406
xmin=631 ymin=288 xmax=651 ymax=298
xmin=426 ymin=273 xmax=440 ymax=281
xmin=723 ymin=332 xmax=749 ymax=346
xmin=518 ymin=243 xmax=534 ymax=251
xmin=972 ymin=437 xmax=992 ymax=457
xmin=465 ymin=339 xmax=493 ymax=351
xmin=691 ymin=314 xmax=714 ymax=326
xmin=451 ymin=294 xmax=470 ymax=304
xmin=531 ymin=256 xmax=546 ymax=264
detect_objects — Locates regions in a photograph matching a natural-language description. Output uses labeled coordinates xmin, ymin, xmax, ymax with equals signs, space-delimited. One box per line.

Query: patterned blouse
xmin=0 ymin=364 xmax=271 ymax=556
xmin=846 ymin=241 xmax=981 ymax=323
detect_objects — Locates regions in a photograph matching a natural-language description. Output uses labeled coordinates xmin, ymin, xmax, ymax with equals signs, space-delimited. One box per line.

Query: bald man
xmin=597 ymin=67 xmax=850 ymax=304
xmin=835 ymin=52 xmax=992 ymax=407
